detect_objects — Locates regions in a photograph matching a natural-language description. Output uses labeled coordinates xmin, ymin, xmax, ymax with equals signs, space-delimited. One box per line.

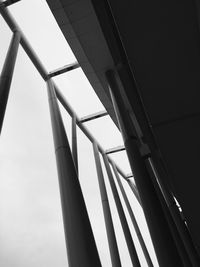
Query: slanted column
xmin=102 ymin=153 xmax=141 ymax=267
xmin=127 ymin=178 xmax=141 ymax=205
xmin=46 ymin=79 xmax=101 ymax=267
xmin=147 ymin=158 xmax=197 ymax=266
xmin=71 ymin=115 xmax=78 ymax=173
xmin=93 ymin=142 xmax=122 ymax=267
xmin=106 ymin=69 xmax=183 ymax=267
xmin=0 ymin=30 xmax=21 ymax=133
xmin=111 ymin=162 xmax=153 ymax=267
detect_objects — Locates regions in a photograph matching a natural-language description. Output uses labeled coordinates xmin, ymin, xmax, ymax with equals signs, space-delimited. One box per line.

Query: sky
xmin=0 ymin=1 xmax=158 ymax=266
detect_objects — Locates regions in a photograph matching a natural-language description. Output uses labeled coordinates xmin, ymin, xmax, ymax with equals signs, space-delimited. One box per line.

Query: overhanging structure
xmin=46 ymin=0 xmax=200 ymax=266
xmin=1 ymin=0 xmax=200 ymax=266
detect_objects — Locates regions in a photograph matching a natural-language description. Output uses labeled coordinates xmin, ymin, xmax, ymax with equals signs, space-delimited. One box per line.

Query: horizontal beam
xmin=105 ymin=145 xmax=125 ymax=154
xmin=0 ymin=7 xmax=141 ymax=205
xmin=126 ymin=173 xmax=133 ymax=179
xmin=55 ymin=87 xmax=125 ymax=174
xmin=55 ymin=87 xmax=144 ymax=204
xmin=0 ymin=0 xmax=20 ymax=7
xmin=80 ymin=110 xmax=108 ymax=123
xmin=48 ymin=62 xmax=80 ymax=78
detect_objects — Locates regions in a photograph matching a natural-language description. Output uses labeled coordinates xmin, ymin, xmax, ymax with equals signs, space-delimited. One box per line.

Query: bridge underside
xmin=47 ymin=0 xmax=200 ymax=256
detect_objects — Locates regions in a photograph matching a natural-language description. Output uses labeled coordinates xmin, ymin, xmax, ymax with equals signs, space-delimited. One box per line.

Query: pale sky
xmin=0 ymin=1 xmax=158 ymax=266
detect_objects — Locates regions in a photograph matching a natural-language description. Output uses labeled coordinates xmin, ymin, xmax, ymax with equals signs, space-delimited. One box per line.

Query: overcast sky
xmin=0 ymin=1 xmax=158 ymax=266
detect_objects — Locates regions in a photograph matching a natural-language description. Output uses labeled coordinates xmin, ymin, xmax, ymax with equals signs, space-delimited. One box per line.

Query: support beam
xmin=102 ymin=153 xmax=141 ymax=267
xmin=111 ymin=162 xmax=153 ymax=267
xmin=147 ymin=158 xmax=200 ymax=266
xmin=0 ymin=7 xmax=48 ymax=80
xmin=145 ymin=159 xmax=193 ymax=267
xmin=80 ymin=110 xmax=108 ymax=123
xmin=0 ymin=5 xmax=128 ymax=185
xmin=46 ymin=79 xmax=101 ymax=267
xmin=0 ymin=30 xmax=20 ymax=133
xmin=48 ymin=62 xmax=79 ymax=78
xmin=126 ymin=179 xmax=142 ymax=206
xmin=72 ymin=115 xmax=78 ymax=173
xmin=107 ymin=69 xmax=183 ymax=267
xmin=0 ymin=0 xmax=20 ymax=7
xmin=105 ymin=145 xmax=125 ymax=155
xmin=55 ymin=86 xmax=134 ymax=188
xmin=124 ymin=174 xmax=142 ymax=204
xmin=0 ymin=6 xmax=141 ymax=208
xmin=93 ymin=142 xmax=122 ymax=267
